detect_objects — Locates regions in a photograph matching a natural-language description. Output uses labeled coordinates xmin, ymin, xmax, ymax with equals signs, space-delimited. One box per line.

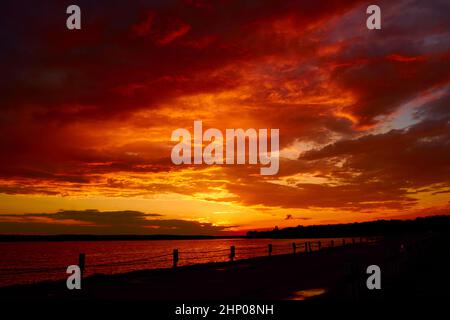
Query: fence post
xmin=78 ymin=253 xmax=85 ymax=278
xmin=173 ymin=249 xmax=179 ymax=268
xmin=268 ymin=244 xmax=272 ymax=256
xmin=230 ymin=246 xmax=235 ymax=262
xmin=318 ymin=241 xmax=321 ymax=251
xmin=292 ymin=242 xmax=296 ymax=254
xmin=308 ymin=241 xmax=312 ymax=252
xmin=304 ymin=242 xmax=308 ymax=253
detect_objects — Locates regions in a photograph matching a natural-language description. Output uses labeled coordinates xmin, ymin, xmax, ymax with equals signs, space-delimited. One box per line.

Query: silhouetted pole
xmin=304 ymin=242 xmax=308 ymax=253
xmin=342 ymin=239 xmax=346 ymax=246
xmin=268 ymin=244 xmax=272 ymax=256
xmin=331 ymin=240 xmax=334 ymax=247
xmin=318 ymin=241 xmax=321 ymax=251
xmin=292 ymin=242 xmax=296 ymax=254
xmin=308 ymin=241 xmax=312 ymax=252
xmin=173 ymin=249 xmax=179 ymax=268
xmin=78 ymin=253 xmax=85 ymax=278
xmin=230 ymin=246 xmax=235 ymax=262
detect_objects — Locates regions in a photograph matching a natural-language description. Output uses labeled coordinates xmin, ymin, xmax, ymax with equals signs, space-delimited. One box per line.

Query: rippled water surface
xmin=0 ymin=237 xmax=359 ymax=287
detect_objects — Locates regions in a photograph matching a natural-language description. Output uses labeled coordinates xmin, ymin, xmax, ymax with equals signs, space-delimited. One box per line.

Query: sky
xmin=0 ymin=0 xmax=449 ymax=235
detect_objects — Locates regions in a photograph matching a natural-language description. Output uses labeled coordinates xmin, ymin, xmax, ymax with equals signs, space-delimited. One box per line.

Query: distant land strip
xmin=247 ymin=215 xmax=450 ymax=239
xmin=1 ymin=215 xmax=449 ymax=241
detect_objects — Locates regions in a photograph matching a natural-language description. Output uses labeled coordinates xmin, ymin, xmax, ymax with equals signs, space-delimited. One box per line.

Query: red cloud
xmin=1 ymin=0 xmax=449 ymax=228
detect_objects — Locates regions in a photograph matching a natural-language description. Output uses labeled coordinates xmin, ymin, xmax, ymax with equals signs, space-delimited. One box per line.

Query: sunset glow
xmin=1 ymin=0 xmax=449 ymax=235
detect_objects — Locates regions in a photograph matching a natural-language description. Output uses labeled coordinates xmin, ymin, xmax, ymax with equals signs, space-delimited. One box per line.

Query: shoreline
xmin=3 ymin=234 xmax=447 ymax=300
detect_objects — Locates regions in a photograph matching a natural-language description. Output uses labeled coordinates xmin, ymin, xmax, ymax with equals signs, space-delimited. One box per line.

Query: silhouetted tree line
xmin=246 ymin=215 xmax=450 ymax=239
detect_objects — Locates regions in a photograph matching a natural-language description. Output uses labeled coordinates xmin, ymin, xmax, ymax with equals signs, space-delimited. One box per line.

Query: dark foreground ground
xmin=1 ymin=233 xmax=449 ymax=301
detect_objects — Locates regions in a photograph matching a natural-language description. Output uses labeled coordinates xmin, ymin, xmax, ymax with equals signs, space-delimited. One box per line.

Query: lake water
xmin=0 ymin=237 xmax=359 ymax=287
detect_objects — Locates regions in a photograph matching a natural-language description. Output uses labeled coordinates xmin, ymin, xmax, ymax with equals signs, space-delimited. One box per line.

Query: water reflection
xmin=0 ymin=237 xmax=358 ymax=286
xmin=289 ymin=288 xmax=327 ymax=300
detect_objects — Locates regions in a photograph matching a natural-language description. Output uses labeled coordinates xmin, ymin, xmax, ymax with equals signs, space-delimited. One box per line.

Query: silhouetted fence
xmin=0 ymin=237 xmax=379 ymax=283
xmin=82 ymin=237 xmax=377 ymax=273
